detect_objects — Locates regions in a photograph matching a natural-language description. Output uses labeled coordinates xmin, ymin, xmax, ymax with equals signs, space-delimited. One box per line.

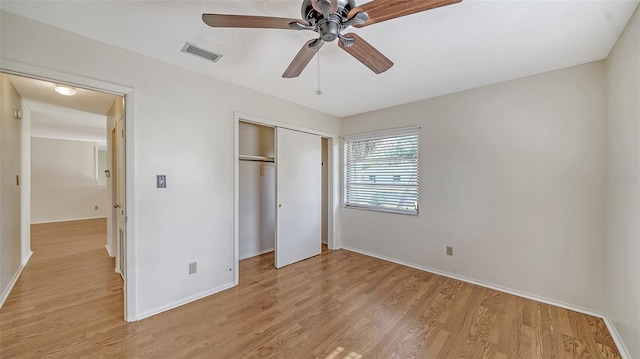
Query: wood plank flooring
xmin=0 ymin=219 xmax=620 ymax=358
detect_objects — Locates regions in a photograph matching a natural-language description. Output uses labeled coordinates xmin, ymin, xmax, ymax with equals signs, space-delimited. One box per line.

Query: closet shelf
xmin=239 ymin=155 xmax=275 ymax=162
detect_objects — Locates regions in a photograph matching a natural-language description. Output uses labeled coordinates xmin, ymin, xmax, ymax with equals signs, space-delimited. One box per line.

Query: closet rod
xmin=239 ymin=158 xmax=274 ymax=163
xmin=239 ymin=155 xmax=275 ymax=163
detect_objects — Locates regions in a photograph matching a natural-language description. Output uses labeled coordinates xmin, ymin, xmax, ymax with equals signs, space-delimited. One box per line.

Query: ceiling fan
xmin=202 ymin=0 xmax=462 ymax=78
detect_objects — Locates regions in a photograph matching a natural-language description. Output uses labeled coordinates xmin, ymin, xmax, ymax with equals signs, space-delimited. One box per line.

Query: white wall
xmin=0 ymin=73 xmax=23 ymax=307
xmin=341 ymin=61 xmax=608 ymax=312
xmin=31 ymin=137 xmax=108 ymax=223
xmin=0 ymin=11 xmax=340 ymax=318
xmin=238 ymin=161 xmax=275 ymax=259
xmin=606 ymin=6 xmax=640 ymax=358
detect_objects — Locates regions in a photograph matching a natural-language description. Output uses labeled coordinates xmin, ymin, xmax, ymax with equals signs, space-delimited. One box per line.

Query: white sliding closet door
xmin=275 ymin=127 xmax=322 ymax=268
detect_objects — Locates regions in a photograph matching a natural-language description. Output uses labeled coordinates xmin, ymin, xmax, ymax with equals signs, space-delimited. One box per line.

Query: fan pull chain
xmin=316 ymin=53 xmax=322 ymax=95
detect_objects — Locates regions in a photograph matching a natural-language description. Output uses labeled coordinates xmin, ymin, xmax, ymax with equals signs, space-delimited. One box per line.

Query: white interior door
xmin=111 ymin=128 xmax=119 ymax=271
xmin=275 ymin=127 xmax=321 ymax=268
xmin=114 ymin=116 xmax=126 ymax=278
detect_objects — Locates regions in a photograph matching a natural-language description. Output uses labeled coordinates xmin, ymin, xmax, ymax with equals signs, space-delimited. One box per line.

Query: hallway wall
xmin=30 ymin=137 xmax=108 ymax=224
xmin=605 ymin=5 xmax=640 ymax=358
xmin=0 ymin=73 xmax=23 ymax=307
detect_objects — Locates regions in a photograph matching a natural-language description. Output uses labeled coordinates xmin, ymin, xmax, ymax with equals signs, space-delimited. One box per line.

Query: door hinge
xmin=121 ymin=129 xmax=124 ymax=138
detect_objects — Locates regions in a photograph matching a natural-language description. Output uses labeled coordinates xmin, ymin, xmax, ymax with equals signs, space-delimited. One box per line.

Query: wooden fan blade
xmin=338 ymin=33 xmax=393 ymax=74
xmin=349 ymin=0 xmax=462 ymax=28
xmin=202 ymin=14 xmax=308 ymax=29
xmin=283 ymin=39 xmax=324 ymax=78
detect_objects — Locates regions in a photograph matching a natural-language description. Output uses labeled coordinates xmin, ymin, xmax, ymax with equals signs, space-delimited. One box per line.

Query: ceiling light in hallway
xmin=54 ymin=85 xmax=76 ymax=96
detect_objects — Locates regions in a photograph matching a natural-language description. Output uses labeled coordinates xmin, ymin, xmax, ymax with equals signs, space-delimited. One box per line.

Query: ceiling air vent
xmin=181 ymin=43 xmax=222 ymax=63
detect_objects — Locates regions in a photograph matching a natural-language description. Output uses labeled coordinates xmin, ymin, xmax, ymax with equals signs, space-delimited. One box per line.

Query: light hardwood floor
xmin=1 ymin=219 xmax=620 ymax=358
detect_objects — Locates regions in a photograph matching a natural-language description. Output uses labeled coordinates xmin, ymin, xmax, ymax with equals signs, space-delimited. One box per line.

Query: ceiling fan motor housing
xmin=302 ymin=0 xmax=356 ymax=42
xmin=318 ymin=15 xmax=341 ymax=41
xmin=301 ymin=0 xmax=355 ymax=25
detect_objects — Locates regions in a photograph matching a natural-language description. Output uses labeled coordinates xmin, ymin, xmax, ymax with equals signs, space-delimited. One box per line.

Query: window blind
xmin=344 ymin=129 xmax=419 ymax=215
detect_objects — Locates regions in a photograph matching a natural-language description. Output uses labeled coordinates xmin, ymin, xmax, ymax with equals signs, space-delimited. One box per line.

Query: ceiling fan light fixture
xmin=54 ymin=85 xmax=76 ymax=96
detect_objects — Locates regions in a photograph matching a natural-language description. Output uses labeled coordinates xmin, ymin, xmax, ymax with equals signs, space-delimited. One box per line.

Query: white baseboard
xmin=0 ymin=251 xmax=33 ymax=309
xmin=22 ymin=251 xmax=33 ymax=266
xmin=342 ymin=246 xmax=632 ymax=357
xmin=239 ymin=248 xmax=274 ymax=261
xmin=31 ymin=216 xmax=107 ymax=225
xmin=342 ymin=246 xmax=603 ymax=317
xmin=602 ymin=316 xmax=631 ymax=359
xmin=136 ymin=282 xmax=236 ymax=321
xmin=105 ymin=244 xmax=114 ymax=257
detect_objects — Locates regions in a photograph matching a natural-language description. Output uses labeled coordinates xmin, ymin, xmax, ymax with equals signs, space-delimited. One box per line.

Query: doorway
xmin=235 ymin=114 xmax=338 ymax=283
xmin=0 ymin=69 xmax=132 ymax=320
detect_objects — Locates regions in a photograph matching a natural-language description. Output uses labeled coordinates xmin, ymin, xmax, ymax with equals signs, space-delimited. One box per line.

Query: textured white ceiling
xmin=1 ymin=0 xmax=637 ymax=117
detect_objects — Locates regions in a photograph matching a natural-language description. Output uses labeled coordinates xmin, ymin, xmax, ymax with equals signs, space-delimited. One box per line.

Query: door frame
xmin=0 ymin=60 xmax=137 ymax=322
xmin=233 ymin=112 xmax=341 ymax=285
xmin=111 ymin=127 xmax=119 ymax=272
xmin=112 ymin=115 xmax=126 ymax=279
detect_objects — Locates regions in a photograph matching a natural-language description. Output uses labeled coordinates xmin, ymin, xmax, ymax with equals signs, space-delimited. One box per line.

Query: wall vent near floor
xmin=181 ymin=42 xmax=222 ymax=63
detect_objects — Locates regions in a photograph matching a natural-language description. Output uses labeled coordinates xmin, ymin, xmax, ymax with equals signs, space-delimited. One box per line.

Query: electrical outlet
xmin=189 ymin=262 xmax=197 ymax=274
xmin=446 ymin=246 xmax=453 ymax=256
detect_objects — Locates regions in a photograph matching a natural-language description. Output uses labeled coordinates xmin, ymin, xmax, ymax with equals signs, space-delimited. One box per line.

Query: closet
xmin=238 ymin=122 xmax=275 ymax=260
xmin=238 ymin=120 xmax=327 ymax=267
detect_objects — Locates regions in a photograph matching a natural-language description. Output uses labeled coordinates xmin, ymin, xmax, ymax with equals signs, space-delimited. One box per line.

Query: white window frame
xmin=343 ymin=126 xmax=420 ymax=215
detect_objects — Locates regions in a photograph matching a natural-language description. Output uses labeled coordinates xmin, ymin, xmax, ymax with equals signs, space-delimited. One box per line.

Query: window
xmin=94 ymin=145 xmax=107 ymax=186
xmin=344 ymin=127 xmax=419 ymax=215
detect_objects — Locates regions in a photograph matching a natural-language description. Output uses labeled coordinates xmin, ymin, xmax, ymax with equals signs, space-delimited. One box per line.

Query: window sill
xmin=343 ymin=205 xmax=418 ymax=216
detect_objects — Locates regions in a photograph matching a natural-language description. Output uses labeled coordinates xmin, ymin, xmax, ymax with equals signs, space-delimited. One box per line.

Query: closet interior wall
xmin=238 ymin=122 xmax=275 ymax=260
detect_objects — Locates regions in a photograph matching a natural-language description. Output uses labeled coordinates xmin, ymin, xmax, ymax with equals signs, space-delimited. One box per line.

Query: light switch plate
xmin=156 ymin=175 xmax=166 ymax=188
